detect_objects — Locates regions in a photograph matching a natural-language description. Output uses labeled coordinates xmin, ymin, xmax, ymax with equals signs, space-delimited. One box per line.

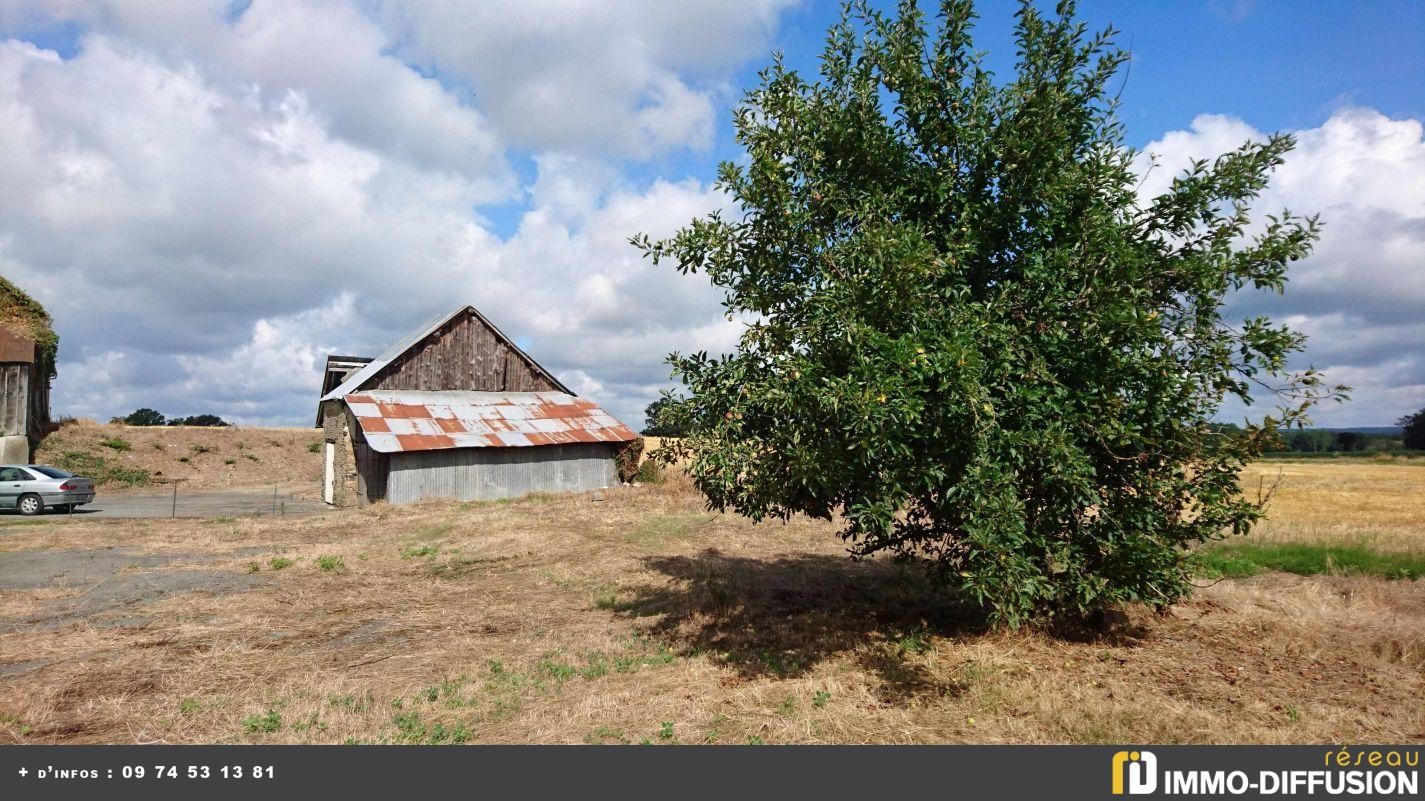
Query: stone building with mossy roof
xmin=0 ymin=276 xmax=56 ymax=462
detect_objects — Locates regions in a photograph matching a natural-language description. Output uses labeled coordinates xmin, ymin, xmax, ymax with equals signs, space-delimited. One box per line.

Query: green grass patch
xmin=268 ymin=557 xmax=294 ymax=571
xmin=315 ymin=555 xmax=347 ymax=573
xmin=401 ymin=544 xmax=439 ymax=560
xmin=53 ymin=451 xmax=151 ymax=487
xmin=1195 ymin=542 xmax=1425 ymax=581
xmin=0 ymin=713 xmax=34 ymax=737
xmin=390 ymin=711 xmax=471 ymax=744
xmin=98 ymin=436 xmax=131 ymax=452
xmin=241 ymin=710 xmax=281 ymax=734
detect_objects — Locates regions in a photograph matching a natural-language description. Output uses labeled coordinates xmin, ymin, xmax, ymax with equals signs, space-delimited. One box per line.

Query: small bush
xmin=308 ymin=442 xmax=322 ymax=454
xmin=224 ymin=459 xmax=236 ymax=465
xmin=99 ymin=437 xmax=131 ymax=452
xmin=268 ymin=557 xmax=294 ymax=571
xmin=316 ymin=555 xmax=347 ymax=573
xmin=245 ymin=561 xmax=261 ymax=574
xmin=633 ymin=459 xmax=664 ymax=485
xmin=191 ymin=444 xmax=213 ymax=455
xmin=614 ymin=438 xmax=645 ymax=483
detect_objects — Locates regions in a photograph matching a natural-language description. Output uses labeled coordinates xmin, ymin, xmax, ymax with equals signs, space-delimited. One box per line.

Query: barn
xmin=0 ymin=278 xmax=55 ymax=463
xmin=317 ymin=305 xmax=639 ymax=506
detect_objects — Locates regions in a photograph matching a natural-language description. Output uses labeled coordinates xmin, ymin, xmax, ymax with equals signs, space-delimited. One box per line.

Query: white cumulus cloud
xmin=1138 ymin=108 xmax=1425 ymax=427
xmin=2 ymin=2 xmax=768 ymax=428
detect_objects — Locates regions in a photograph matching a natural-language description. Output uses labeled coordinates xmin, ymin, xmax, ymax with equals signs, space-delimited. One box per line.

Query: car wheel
xmin=17 ymin=494 xmax=43 ymax=516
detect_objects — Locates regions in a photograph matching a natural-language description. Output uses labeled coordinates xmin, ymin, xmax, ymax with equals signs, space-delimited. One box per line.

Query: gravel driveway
xmin=15 ymin=486 xmax=331 ymax=519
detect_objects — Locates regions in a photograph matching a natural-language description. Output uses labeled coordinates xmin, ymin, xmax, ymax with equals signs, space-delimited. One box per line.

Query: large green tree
xmin=642 ymin=396 xmax=690 ymax=437
xmin=1400 ymin=409 xmax=1425 ymax=451
xmin=636 ymin=0 xmax=1342 ymax=625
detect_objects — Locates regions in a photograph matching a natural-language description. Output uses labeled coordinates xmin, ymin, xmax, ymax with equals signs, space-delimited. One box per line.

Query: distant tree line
xmin=111 ymin=408 xmax=231 ymax=427
xmin=1277 ymin=429 xmax=1401 ymax=453
xmin=1266 ymin=406 xmax=1424 ymax=453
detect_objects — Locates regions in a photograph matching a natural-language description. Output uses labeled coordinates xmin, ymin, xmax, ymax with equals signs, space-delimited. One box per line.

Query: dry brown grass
xmin=0 ymin=462 xmax=1420 ymax=744
xmin=35 ymin=420 xmax=323 ymax=494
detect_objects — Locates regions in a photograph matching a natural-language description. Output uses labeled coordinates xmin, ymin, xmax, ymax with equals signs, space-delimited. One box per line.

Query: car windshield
xmin=29 ymin=465 xmax=73 ymax=479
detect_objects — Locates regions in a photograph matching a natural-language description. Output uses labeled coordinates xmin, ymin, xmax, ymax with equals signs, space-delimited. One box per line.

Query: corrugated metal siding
xmin=354 ymin=442 xmax=389 ymax=501
xmin=385 ymin=443 xmax=619 ymax=504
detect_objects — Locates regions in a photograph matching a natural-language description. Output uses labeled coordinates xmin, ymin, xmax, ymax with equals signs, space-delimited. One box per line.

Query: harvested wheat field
xmin=0 ymin=460 xmax=1421 ymax=744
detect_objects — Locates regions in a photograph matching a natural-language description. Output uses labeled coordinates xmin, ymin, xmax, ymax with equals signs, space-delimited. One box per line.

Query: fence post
xmin=171 ymin=482 xmax=178 ymax=519
xmin=272 ymin=485 xmax=278 ymax=516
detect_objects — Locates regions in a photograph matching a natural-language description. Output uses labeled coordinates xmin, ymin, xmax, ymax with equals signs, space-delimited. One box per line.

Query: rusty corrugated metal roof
xmin=346 ymin=390 xmax=637 ymax=454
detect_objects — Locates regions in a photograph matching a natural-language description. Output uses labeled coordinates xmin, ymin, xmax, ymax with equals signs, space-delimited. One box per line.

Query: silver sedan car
xmin=0 ymin=464 xmax=96 ymax=515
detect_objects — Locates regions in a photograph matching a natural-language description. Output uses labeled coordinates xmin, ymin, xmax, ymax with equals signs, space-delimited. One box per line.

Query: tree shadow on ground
xmin=607 ymin=548 xmax=993 ymax=699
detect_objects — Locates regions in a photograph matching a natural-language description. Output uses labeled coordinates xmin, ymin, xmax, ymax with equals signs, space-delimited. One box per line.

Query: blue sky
xmin=484 ymin=1 xmax=1425 ymax=239
xmin=1 ymin=1 xmax=1421 ymax=428
xmin=731 ymin=1 xmax=1425 ymax=178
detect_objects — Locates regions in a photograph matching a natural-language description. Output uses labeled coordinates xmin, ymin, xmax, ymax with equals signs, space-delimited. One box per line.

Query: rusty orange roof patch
xmin=345 ymin=390 xmax=638 ymax=454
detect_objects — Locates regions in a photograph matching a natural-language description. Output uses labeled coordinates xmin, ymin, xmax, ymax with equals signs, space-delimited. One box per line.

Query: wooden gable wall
xmin=366 ymin=309 xmax=564 ymax=393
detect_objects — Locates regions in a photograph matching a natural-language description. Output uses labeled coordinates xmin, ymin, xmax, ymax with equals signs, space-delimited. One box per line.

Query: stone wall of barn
xmin=320 ymin=399 xmax=359 ymax=507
